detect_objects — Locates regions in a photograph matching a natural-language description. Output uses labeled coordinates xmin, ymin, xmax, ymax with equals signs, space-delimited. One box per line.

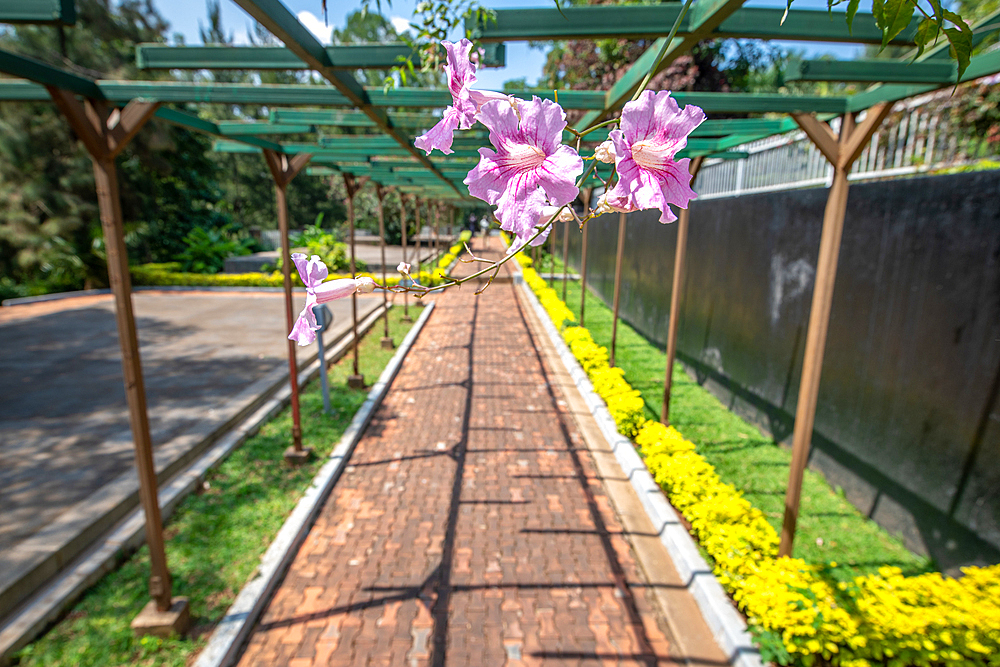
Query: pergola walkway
xmin=237 ymin=239 xmax=684 ymax=666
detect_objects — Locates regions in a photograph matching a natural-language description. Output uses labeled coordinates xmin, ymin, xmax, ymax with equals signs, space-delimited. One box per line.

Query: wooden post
xmin=610 ymin=210 xmax=627 ymax=367
xmin=399 ymin=194 xmax=411 ymax=322
xmin=580 ymin=188 xmax=593 ymax=326
xmin=414 ymin=197 xmax=422 ymax=274
xmin=46 ymin=88 xmax=188 ymax=633
xmin=549 ymin=216 xmax=557 ymax=281
xmin=662 ymin=156 xmax=704 ymax=425
xmin=262 ymin=149 xmax=313 ymax=463
xmin=375 ymin=184 xmax=393 ymax=349
xmin=343 ymin=173 xmax=370 ymax=389
xmin=562 ymin=209 xmax=571 ymax=302
xmin=779 ymin=104 xmax=893 ymax=557
xmin=433 ymin=202 xmax=440 ymax=265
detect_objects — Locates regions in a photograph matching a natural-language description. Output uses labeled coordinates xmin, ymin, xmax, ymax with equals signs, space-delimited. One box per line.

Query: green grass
xmin=550 ymin=277 xmax=931 ymax=578
xmin=14 ymin=306 xmax=422 ymax=667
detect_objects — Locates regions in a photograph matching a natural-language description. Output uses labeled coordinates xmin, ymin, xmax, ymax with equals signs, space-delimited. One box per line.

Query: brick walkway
xmin=237 ymin=240 xmax=677 ymax=666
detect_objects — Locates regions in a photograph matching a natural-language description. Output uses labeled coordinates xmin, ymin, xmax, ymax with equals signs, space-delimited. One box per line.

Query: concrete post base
xmin=401 ymin=314 xmax=413 ymax=323
xmin=380 ymin=337 xmax=395 ymax=350
xmin=347 ymin=374 xmax=365 ymax=389
xmin=131 ymin=597 xmax=190 ymax=638
xmin=283 ymin=446 xmax=314 ymax=466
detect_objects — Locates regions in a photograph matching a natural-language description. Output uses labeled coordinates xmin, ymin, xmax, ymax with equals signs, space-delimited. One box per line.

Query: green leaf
xmin=943 ymin=9 xmax=973 ymax=81
xmin=871 ymin=0 xmax=885 ymax=30
xmin=912 ymin=16 xmax=941 ymax=60
xmin=877 ymin=0 xmax=916 ymax=49
xmin=943 ymin=26 xmax=972 ymax=82
xmin=926 ymin=0 xmax=944 ymax=29
xmin=846 ymin=0 xmax=861 ymax=33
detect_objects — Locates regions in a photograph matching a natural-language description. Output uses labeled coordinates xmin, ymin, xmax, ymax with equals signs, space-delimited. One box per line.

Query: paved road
xmin=237 ymin=242 xmax=676 ymax=666
xmin=0 ymin=290 xmax=380 ymax=554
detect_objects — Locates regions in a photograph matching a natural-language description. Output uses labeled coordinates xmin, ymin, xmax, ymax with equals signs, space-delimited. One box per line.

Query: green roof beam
xmin=846 ymin=8 xmax=1000 ymax=111
xmin=230 ymin=0 xmax=462 ymax=197
xmin=136 ymin=42 xmax=505 ymax=71
xmin=469 ymin=6 xmax=920 ymax=46
xmin=0 ymin=79 xmax=845 ymax=114
xmin=137 ymin=43 xmax=416 ymax=71
xmin=574 ymin=0 xmax=745 ymax=130
xmin=0 ymin=0 xmax=75 ymax=25
xmin=0 ymin=47 xmax=103 ymax=98
xmin=787 ymin=59 xmax=959 ymax=84
xmin=269 ymin=109 xmax=440 ymax=128
xmin=847 ymin=43 xmax=1000 ymax=112
xmin=217 ymin=121 xmax=314 ymax=135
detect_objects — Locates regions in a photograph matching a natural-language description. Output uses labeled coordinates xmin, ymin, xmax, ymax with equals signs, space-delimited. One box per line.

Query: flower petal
xmin=477 ymin=98 xmax=522 ymax=148
xmin=493 ymin=171 xmax=544 ymax=239
xmin=469 ymin=89 xmax=511 ymax=112
xmin=464 ymin=146 xmax=508 ymax=206
xmin=536 ymin=144 xmax=583 ymax=207
xmin=444 ymin=39 xmax=478 ymax=100
xmin=314 ymin=278 xmax=361 ymax=303
xmin=517 ymin=96 xmax=567 ymax=154
xmin=288 ymin=294 xmax=319 ymax=346
xmin=291 ymin=253 xmax=310 ymax=285
xmin=305 ymin=254 xmax=328 ymax=286
xmin=415 ymin=108 xmax=462 ymax=155
xmin=651 ymin=91 xmax=705 ymax=148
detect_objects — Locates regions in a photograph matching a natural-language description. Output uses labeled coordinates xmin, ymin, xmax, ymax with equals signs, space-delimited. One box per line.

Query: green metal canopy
xmin=2 ymin=1 xmax=999 ymax=198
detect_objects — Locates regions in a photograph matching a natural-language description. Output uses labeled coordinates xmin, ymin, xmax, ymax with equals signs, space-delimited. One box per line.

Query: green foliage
xmin=332 ymin=10 xmax=443 ymax=88
xmin=13 ymin=308 xmax=422 ymax=667
xmin=383 ymin=0 xmax=490 ymax=88
xmin=177 ymin=227 xmax=252 ymax=274
xmin=0 ymin=0 xmax=233 ymax=294
xmin=299 ymin=223 xmax=365 ymax=273
xmin=0 ymin=276 xmax=28 ymax=302
xmin=862 ymin=0 xmax=973 ymax=80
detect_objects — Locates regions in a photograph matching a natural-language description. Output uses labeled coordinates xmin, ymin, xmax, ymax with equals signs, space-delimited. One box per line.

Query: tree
xmin=0 ymin=0 xmax=232 ymax=291
xmin=539 ymin=6 xmax=781 ymax=124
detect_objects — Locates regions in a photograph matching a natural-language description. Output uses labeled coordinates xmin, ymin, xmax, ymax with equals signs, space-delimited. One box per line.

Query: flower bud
xmin=397 ymin=262 xmax=411 ymax=275
xmin=593 ymin=193 xmax=614 ymax=216
xmin=557 ymin=208 xmax=575 ymax=223
xmin=595 ymin=141 xmax=616 ymax=164
xmin=355 ymin=277 xmax=377 ymax=294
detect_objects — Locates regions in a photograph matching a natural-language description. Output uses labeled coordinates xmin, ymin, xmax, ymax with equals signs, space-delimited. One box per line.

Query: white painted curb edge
xmin=193 ymin=301 xmax=436 ymax=667
xmin=517 ymin=280 xmax=761 ymax=667
xmin=0 ymin=304 xmax=391 ymax=664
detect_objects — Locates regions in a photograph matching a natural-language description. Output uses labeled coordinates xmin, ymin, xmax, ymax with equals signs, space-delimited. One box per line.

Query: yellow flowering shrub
xmin=523 ymin=267 xmax=576 ymax=331
xmin=522 ymin=266 xmax=1000 ymax=667
xmin=132 ymin=264 xmax=445 ymax=289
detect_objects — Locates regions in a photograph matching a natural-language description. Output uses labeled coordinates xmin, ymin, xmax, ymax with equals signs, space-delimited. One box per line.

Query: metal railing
xmin=694 ymin=82 xmax=999 ymax=200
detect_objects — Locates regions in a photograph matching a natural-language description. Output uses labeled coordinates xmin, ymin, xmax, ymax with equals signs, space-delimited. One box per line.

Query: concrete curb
xmin=515 ymin=278 xmax=761 ymax=667
xmin=192 ymin=301 xmax=435 ymax=667
xmin=0 ymin=304 xmax=391 ymax=664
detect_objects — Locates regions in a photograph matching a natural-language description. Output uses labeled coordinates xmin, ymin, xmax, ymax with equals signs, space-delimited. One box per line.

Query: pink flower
xmin=605 ymin=90 xmax=705 ymax=224
xmin=464 ymin=96 xmax=583 ymax=247
xmin=288 ymin=253 xmax=375 ymax=346
xmin=414 ymin=39 xmax=508 ymax=155
xmin=504 ymin=204 xmax=576 ymax=255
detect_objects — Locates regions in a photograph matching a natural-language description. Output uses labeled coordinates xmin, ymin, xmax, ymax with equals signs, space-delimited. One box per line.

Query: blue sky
xmin=149 ymin=0 xmax=864 ymax=89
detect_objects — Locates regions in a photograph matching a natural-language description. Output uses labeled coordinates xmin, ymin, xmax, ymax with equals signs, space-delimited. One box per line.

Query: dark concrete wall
xmin=567 ymin=170 xmax=1000 ymax=570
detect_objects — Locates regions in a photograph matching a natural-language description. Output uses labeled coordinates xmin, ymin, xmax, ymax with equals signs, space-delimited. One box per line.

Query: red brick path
xmin=237 ymin=240 xmax=677 ymax=666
